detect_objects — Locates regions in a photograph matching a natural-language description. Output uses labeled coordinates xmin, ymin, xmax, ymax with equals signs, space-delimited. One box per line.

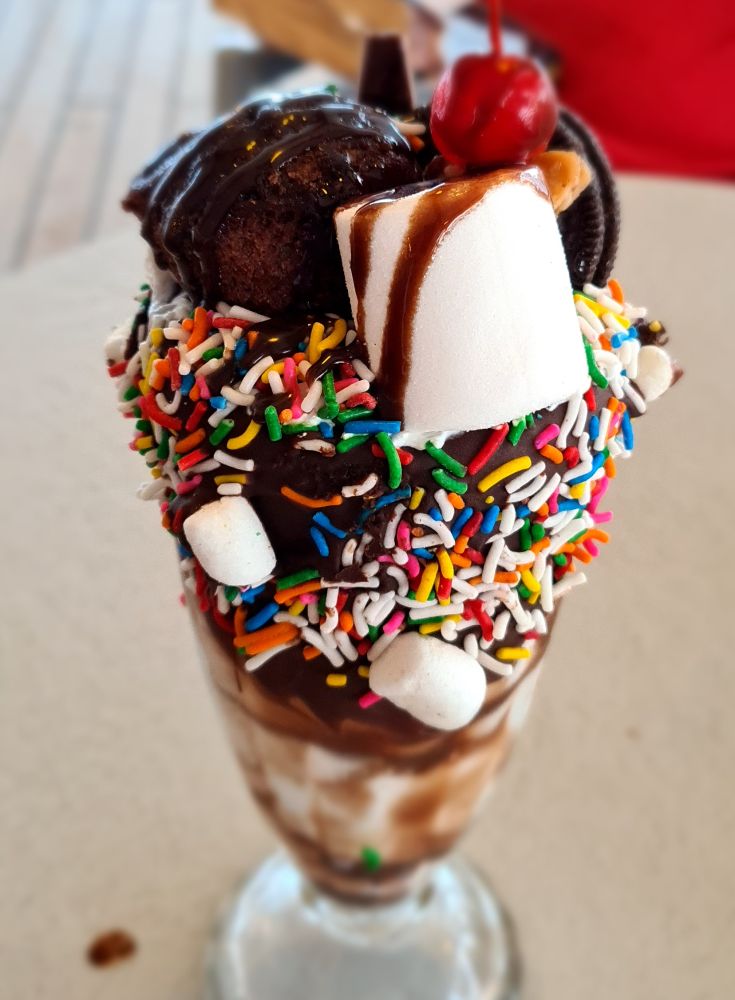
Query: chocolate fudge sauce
xmin=124 ymin=93 xmax=419 ymax=311
xmin=348 ymin=169 xmax=547 ymax=418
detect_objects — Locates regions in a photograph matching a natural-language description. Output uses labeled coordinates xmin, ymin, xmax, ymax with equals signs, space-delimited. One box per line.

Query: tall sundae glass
xmin=107 ymin=29 xmax=677 ymax=1000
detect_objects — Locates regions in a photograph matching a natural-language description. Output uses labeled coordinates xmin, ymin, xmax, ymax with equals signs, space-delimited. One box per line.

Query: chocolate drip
xmin=349 ymin=169 xmax=545 ymax=419
xmin=349 ymin=196 xmax=387 ymax=341
xmin=380 ymin=181 xmax=488 ymax=416
xmin=246 ymin=318 xmax=311 ymax=365
xmin=121 ymin=132 xmax=195 ymax=218
xmin=306 ymin=347 xmax=354 ymax=384
xmin=250 ymin=391 xmax=292 ymax=421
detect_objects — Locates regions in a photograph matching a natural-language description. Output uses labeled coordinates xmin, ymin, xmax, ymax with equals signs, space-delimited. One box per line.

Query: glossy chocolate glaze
xmin=123 ymin=93 xmax=420 ymax=313
xmin=124 ymin=89 xmax=620 ymax=314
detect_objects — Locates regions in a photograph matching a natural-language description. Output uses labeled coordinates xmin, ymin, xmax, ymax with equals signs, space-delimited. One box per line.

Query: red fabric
xmin=504 ymin=0 xmax=735 ymax=179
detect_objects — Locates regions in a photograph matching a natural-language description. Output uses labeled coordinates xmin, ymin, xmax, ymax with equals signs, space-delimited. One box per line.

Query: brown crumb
xmin=531 ymin=150 xmax=592 ymax=214
xmin=87 ymin=929 xmax=137 ymax=967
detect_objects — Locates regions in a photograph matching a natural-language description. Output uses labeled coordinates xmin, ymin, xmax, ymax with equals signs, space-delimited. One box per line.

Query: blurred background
xmin=2 ymin=5 xmax=734 ymax=1000
xmin=2 ymin=0 xmax=732 ymax=276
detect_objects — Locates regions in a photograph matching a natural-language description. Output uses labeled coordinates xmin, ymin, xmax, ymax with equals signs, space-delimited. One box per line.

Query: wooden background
xmin=214 ymin=0 xmax=406 ymax=78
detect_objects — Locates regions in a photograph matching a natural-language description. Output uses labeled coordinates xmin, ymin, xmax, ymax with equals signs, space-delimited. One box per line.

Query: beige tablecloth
xmin=1 ymin=176 xmax=733 ymax=999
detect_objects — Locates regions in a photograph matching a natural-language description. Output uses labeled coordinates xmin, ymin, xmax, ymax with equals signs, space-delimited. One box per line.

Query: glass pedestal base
xmin=205 ymin=853 xmax=521 ymax=1000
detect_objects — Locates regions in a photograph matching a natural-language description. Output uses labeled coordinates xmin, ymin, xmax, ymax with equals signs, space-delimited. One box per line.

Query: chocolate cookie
xmin=551 ymin=109 xmax=620 ymax=287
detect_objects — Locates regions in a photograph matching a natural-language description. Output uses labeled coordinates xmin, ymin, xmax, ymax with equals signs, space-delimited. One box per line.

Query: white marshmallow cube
xmin=335 ymin=167 xmax=588 ymax=434
xmin=183 ymin=496 xmax=276 ymax=587
xmin=369 ymin=632 xmax=486 ymax=731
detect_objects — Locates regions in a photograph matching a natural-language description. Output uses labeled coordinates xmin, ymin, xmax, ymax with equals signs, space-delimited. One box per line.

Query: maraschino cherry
xmin=430 ymin=0 xmax=558 ymax=169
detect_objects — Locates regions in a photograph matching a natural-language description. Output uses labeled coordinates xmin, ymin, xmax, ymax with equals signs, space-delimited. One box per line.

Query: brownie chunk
xmin=123 ymin=93 xmax=420 ymax=315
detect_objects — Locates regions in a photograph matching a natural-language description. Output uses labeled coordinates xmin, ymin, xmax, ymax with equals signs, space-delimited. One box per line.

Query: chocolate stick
xmin=358 ymin=34 xmax=415 ymax=115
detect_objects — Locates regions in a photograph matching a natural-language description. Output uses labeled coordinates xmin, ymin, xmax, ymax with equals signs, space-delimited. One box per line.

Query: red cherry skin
xmin=430 ymin=54 xmax=558 ymax=168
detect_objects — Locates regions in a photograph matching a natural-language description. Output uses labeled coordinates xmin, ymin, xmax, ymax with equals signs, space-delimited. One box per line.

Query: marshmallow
xmin=105 ymin=319 xmax=131 ymax=364
xmin=369 ymin=632 xmax=486 ymax=731
xmin=335 ymin=168 xmax=588 ymax=434
xmin=635 ymin=345 xmax=675 ymax=402
xmin=183 ymin=496 xmax=275 ymax=586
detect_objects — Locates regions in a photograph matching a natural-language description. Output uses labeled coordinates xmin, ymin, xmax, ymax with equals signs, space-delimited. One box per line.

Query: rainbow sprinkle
xmin=108 ymin=276 xmax=657 ymax=702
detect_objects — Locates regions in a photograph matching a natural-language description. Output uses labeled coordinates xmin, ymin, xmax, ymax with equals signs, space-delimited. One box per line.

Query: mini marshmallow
xmin=369 ymin=632 xmax=486 ymax=731
xmin=105 ymin=319 xmax=132 ymax=364
xmin=335 ymin=167 xmax=588 ymax=433
xmin=183 ymin=496 xmax=275 ymax=587
xmin=635 ymin=345 xmax=675 ymax=402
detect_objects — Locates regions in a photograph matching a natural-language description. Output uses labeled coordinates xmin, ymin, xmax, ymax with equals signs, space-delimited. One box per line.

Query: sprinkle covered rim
xmin=108 ymin=273 xmax=660 ymax=707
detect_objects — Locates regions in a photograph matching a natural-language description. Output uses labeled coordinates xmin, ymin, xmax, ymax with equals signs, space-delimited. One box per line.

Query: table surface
xmin=1 ymin=176 xmax=733 ymax=1000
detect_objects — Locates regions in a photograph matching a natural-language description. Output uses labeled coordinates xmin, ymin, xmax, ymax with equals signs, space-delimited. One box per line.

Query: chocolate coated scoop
xmin=123 ymin=93 xmax=420 ymax=315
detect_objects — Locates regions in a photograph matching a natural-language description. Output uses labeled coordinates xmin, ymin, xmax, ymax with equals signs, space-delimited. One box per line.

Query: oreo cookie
xmin=551 ymin=109 xmax=620 ymax=287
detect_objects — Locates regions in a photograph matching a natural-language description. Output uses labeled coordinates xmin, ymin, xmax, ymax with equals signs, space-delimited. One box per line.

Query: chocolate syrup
xmin=379 ymin=181 xmax=488 ymax=416
xmin=349 ymin=196 xmax=387 ymax=340
xmin=349 ymin=169 xmax=546 ymax=418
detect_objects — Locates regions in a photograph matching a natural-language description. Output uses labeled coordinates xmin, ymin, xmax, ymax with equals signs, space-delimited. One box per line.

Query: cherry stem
xmin=487 ymin=0 xmax=503 ymax=56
